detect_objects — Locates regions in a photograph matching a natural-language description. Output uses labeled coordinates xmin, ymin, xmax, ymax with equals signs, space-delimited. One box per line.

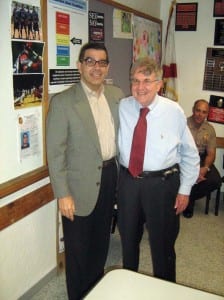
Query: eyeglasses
xmin=131 ymin=78 xmax=159 ymax=86
xmin=80 ymin=57 xmax=109 ymax=67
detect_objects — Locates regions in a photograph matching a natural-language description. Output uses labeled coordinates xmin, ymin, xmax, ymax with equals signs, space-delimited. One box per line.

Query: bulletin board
xmin=89 ymin=0 xmax=162 ymax=96
xmin=0 ymin=0 xmax=47 ymax=198
xmin=0 ymin=0 xmax=88 ymax=199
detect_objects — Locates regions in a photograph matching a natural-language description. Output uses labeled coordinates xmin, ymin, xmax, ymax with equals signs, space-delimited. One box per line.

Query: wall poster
xmin=11 ymin=1 xmax=44 ymax=109
xmin=113 ymin=9 xmax=133 ymax=39
xmin=47 ymin=0 xmax=88 ymax=94
xmin=89 ymin=11 xmax=104 ymax=43
xmin=133 ymin=15 xmax=161 ymax=63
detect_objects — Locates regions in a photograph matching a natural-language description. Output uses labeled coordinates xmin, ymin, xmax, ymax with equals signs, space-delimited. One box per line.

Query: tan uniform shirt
xmin=187 ymin=116 xmax=216 ymax=155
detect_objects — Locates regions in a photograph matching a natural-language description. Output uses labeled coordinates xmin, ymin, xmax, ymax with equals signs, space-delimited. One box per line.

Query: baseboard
xmin=18 ymin=268 xmax=57 ymax=300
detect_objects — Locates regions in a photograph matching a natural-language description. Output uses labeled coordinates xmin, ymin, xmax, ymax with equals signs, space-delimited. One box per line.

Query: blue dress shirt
xmin=118 ymin=94 xmax=200 ymax=195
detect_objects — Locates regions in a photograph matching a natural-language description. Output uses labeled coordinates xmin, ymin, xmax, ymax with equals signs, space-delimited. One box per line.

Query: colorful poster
xmin=56 ymin=12 xmax=70 ymax=66
xmin=48 ymin=0 xmax=88 ymax=93
xmin=133 ymin=15 xmax=161 ymax=63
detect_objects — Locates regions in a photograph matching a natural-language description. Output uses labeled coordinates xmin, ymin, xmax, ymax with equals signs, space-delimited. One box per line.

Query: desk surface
xmin=84 ymin=269 xmax=224 ymax=300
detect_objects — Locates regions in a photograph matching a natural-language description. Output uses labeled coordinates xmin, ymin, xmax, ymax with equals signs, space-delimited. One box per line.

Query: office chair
xmin=205 ymin=187 xmax=220 ymax=216
xmin=205 ymin=176 xmax=224 ymax=216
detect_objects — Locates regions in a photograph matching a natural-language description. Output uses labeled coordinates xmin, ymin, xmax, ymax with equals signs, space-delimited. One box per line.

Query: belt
xmin=103 ymin=157 xmax=116 ymax=167
xmin=121 ymin=164 xmax=179 ymax=179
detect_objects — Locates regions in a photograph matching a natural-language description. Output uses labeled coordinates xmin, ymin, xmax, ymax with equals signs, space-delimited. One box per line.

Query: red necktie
xmin=128 ymin=107 xmax=149 ymax=177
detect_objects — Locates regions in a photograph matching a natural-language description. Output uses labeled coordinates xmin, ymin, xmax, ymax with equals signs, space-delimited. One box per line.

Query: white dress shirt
xmin=118 ymin=94 xmax=200 ymax=195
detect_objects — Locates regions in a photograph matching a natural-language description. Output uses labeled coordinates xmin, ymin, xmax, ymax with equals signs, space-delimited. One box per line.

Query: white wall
xmin=160 ymin=0 xmax=223 ymax=179
xmin=0 ymin=179 xmax=57 ymax=300
xmin=1 ymin=1 xmax=223 ymax=299
xmin=161 ymin=0 xmax=223 ymax=135
xmin=115 ymin=0 xmax=161 ymax=18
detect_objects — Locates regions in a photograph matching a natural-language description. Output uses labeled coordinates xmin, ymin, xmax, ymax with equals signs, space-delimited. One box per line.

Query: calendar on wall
xmin=203 ymin=47 xmax=224 ymax=92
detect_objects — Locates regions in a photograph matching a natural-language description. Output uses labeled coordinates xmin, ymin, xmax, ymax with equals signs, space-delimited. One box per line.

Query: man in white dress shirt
xmin=117 ymin=57 xmax=199 ymax=282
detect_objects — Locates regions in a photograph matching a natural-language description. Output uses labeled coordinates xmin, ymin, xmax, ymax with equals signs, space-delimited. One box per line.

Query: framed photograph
xmin=214 ymin=19 xmax=224 ymax=45
xmin=213 ymin=0 xmax=224 ymax=17
xmin=208 ymin=95 xmax=224 ymax=124
xmin=175 ymin=3 xmax=198 ymax=31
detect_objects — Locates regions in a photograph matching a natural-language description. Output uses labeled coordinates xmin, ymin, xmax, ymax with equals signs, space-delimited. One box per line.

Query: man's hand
xmin=196 ymin=167 xmax=208 ymax=183
xmin=58 ymin=196 xmax=75 ymax=221
xmin=174 ymin=194 xmax=189 ymax=215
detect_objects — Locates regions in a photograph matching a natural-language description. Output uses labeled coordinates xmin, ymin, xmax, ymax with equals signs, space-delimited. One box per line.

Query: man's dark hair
xmin=78 ymin=42 xmax=109 ymax=62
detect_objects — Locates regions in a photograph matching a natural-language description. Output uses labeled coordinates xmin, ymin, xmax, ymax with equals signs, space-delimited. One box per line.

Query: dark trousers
xmin=62 ymin=162 xmax=117 ymax=300
xmin=185 ymin=164 xmax=222 ymax=213
xmin=117 ymin=168 xmax=180 ymax=282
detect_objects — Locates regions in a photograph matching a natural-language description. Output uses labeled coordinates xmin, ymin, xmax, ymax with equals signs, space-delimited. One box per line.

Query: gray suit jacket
xmin=46 ymin=82 xmax=124 ymax=216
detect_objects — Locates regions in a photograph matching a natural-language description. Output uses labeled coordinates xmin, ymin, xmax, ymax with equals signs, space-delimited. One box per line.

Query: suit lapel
xmin=104 ymin=87 xmax=119 ymax=132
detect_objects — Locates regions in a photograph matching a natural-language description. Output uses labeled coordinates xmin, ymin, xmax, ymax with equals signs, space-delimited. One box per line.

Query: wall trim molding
xmin=0 ymin=183 xmax=54 ymax=230
xmin=18 ymin=268 xmax=58 ymax=300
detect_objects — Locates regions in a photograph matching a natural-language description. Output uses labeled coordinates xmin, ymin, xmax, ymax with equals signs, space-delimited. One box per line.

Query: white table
xmin=84 ymin=269 xmax=224 ymax=300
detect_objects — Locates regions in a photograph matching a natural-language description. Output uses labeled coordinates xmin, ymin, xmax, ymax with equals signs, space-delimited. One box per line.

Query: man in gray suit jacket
xmin=46 ymin=43 xmax=124 ymax=300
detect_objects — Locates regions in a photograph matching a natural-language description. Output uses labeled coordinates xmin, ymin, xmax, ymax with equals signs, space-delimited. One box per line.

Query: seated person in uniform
xmin=183 ymin=99 xmax=222 ymax=218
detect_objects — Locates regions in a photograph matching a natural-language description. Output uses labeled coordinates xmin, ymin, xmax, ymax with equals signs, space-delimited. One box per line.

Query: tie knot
xmin=140 ymin=107 xmax=149 ymax=117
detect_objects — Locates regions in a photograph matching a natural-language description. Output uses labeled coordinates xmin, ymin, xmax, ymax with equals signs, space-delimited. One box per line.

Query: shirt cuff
xmin=178 ymin=184 xmax=193 ymax=196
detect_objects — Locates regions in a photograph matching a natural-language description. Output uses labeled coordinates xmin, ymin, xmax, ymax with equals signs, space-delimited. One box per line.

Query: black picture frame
xmin=203 ymin=47 xmax=224 ymax=92
xmin=208 ymin=95 xmax=224 ymax=124
xmin=214 ymin=19 xmax=224 ymax=45
xmin=175 ymin=3 xmax=198 ymax=31
xmin=213 ymin=0 xmax=224 ymax=17
xmin=89 ymin=11 xmax=105 ymax=43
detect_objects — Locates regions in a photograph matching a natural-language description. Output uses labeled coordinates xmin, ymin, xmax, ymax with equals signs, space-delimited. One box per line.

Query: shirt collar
xmin=134 ymin=93 xmax=159 ymax=111
xmin=81 ymin=80 xmax=104 ymax=98
xmin=149 ymin=94 xmax=159 ymax=111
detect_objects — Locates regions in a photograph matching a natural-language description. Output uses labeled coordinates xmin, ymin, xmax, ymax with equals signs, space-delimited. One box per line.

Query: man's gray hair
xmin=130 ymin=57 xmax=163 ymax=80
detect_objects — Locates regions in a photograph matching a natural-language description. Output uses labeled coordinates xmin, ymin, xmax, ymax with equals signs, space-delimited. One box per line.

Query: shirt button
xmin=96 ymin=182 xmax=100 ymax=186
